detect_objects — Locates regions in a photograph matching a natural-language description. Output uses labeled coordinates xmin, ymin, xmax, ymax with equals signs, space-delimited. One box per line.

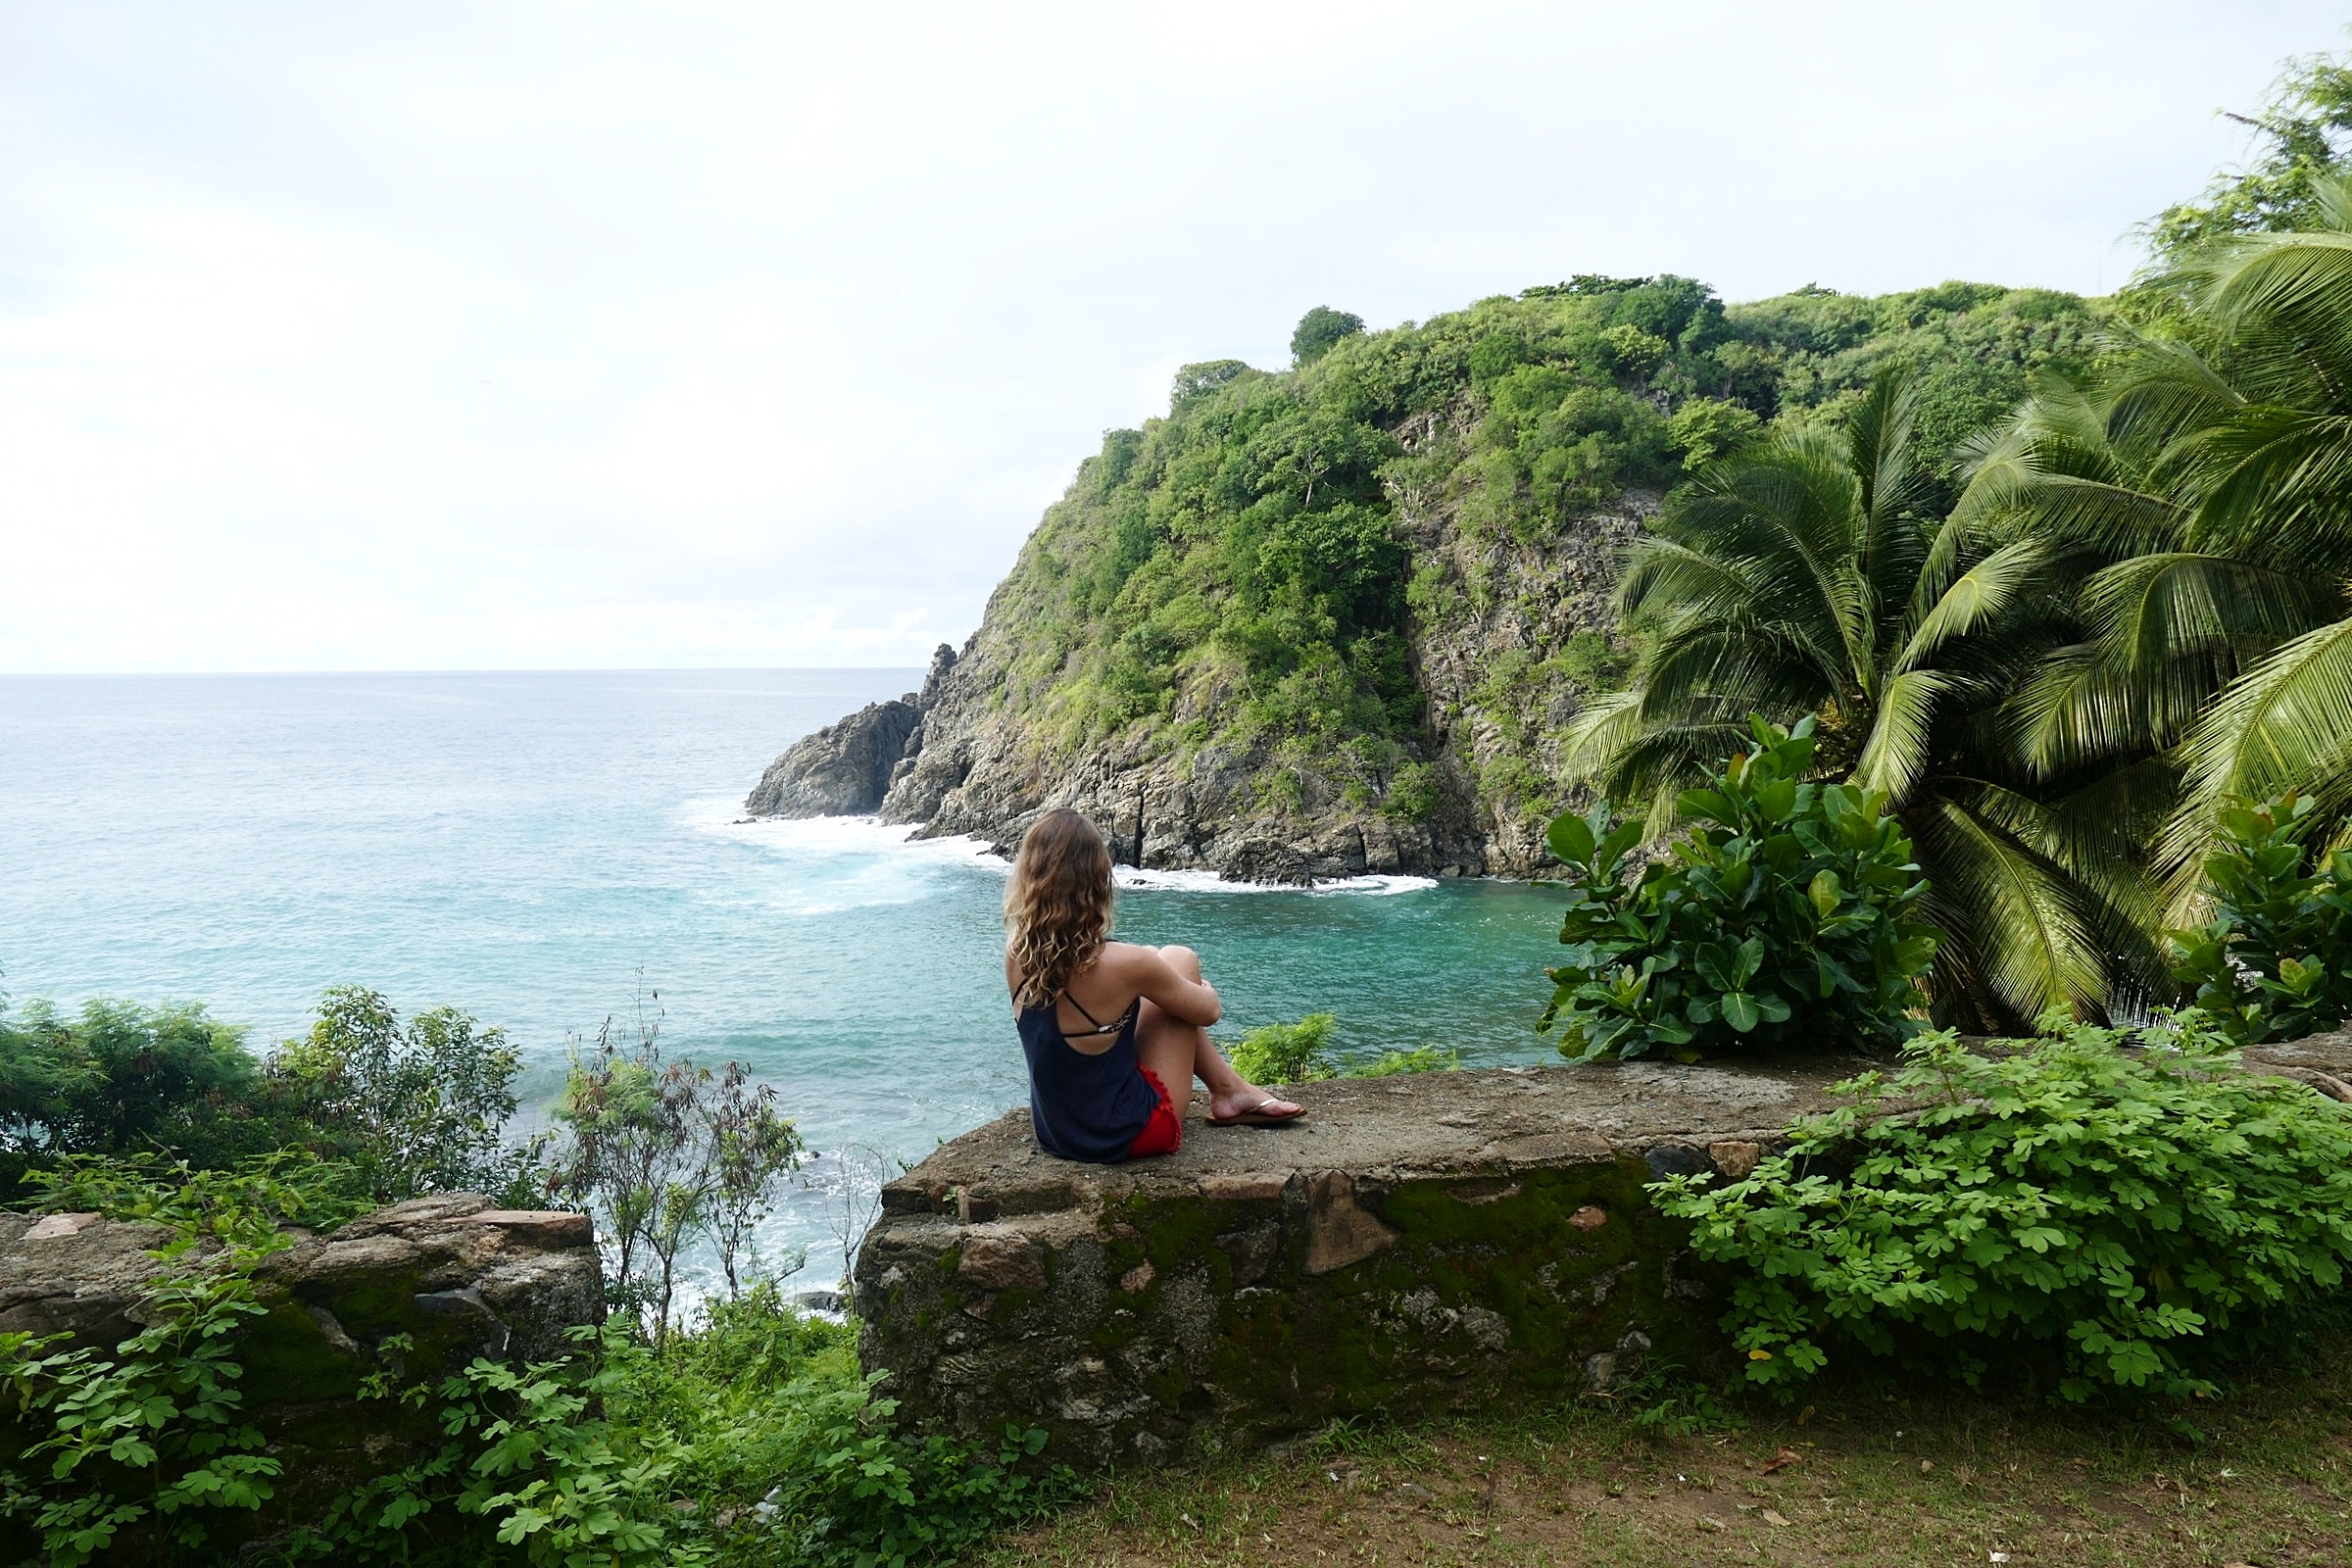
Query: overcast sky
xmin=1 ymin=2 xmax=2342 ymax=673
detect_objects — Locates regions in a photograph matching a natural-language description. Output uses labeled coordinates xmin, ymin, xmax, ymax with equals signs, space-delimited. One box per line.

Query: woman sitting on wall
xmin=1004 ymin=808 xmax=1304 ymax=1163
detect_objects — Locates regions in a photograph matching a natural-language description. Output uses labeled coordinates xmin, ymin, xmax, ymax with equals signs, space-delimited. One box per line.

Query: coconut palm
xmin=1971 ymin=176 xmax=2352 ymax=915
xmin=1562 ymin=368 xmax=2143 ymax=1029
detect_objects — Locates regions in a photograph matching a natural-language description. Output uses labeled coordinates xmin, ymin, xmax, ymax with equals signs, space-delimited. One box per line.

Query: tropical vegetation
xmin=1556 ymin=364 xmax=2135 ymax=1029
xmin=1540 ymin=719 xmax=1937 ymax=1061
xmin=1222 ymin=1011 xmax=1459 ymax=1082
xmin=1656 ymin=1011 xmax=2352 ymax=1402
xmin=976 ymin=271 xmax=2105 ymax=838
xmin=0 ymin=988 xmax=535 ymax=1200
xmin=0 ymin=988 xmax=1068 ymax=1567
xmin=1559 ymin=49 xmax=2352 ymax=1031
xmin=18 ymin=38 xmax=2352 ymax=1561
xmin=2167 ymin=792 xmax=2352 ymax=1044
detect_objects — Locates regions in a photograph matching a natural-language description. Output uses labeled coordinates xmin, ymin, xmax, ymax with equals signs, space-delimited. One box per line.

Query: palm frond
xmin=2099 ymin=339 xmax=2243 ymax=472
xmin=2186 ymin=225 xmax=2352 ymax=405
xmin=1894 ymin=537 xmax=2046 ymax=674
xmin=2167 ymin=615 xmax=2352 ymax=879
xmin=2009 ymin=639 xmax=2230 ymax=776
xmin=2192 ymin=408 xmax=2352 ymax=564
xmin=1913 ymin=799 xmax=2110 ymax=1025
xmin=1852 ymin=668 xmax=1956 ymax=802
xmin=2076 ymin=550 xmax=2331 ymax=671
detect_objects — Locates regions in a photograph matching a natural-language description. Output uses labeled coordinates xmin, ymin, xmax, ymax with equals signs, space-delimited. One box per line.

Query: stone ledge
xmin=857 ymin=1037 xmax=2352 ymax=1469
xmin=855 ymin=1052 xmax=1871 ymax=1470
xmin=0 ymin=1191 xmax=603 ymax=1554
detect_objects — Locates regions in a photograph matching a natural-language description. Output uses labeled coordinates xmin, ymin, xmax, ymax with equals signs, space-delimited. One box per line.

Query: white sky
xmin=0 ymin=1 xmax=2341 ymax=673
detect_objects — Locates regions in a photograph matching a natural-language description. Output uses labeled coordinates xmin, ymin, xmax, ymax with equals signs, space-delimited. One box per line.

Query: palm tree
xmin=1971 ymin=176 xmax=2352 ymax=917
xmin=1562 ymin=368 xmax=2142 ymax=1029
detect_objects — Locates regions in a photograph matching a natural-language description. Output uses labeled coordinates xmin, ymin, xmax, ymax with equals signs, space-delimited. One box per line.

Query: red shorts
xmin=1126 ymin=1067 xmax=1183 ymax=1158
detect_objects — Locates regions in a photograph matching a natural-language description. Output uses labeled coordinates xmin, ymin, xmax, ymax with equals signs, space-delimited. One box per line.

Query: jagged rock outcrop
xmin=747 ymin=694 xmax=922 ymax=817
xmin=0 ymin=1193 xmax=601 ymax=1553
xmin=745 ymin=643 xmax=960 ymax=820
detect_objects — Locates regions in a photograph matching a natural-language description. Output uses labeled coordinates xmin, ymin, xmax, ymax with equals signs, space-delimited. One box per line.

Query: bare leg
xmin=1135 ymin=944 xmax=1303 ymax=1122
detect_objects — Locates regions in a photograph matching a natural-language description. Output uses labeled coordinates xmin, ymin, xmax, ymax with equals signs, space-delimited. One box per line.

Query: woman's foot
xmin=1207 ymin=1084 xmax=1305 ymax=1125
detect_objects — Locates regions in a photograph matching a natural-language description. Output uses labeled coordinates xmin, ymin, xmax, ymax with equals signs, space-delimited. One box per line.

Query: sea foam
xmin=706 ymin=806 xmax=1434 ymax=897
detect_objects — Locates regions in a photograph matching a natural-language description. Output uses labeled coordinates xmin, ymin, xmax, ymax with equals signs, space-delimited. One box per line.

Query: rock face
xmin=1396 ymin=465 xmax=1650 ymax=877
xmin=0 ymin=1193 xmax=601 ymax=1552
xmin=853 ymin=1054 xmax=1858 ymax=1468
xmin=744 ymin=459 xmax=1646 ymax=882
xmin=746 ymin=643 xmax=961 ymax=819
xmin=748 ymin=694 xmax=923 ymax=817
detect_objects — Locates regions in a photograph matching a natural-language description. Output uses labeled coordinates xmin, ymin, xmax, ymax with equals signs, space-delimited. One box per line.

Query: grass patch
xmin=982 ymin=1334 xmax=2352 ymax=1566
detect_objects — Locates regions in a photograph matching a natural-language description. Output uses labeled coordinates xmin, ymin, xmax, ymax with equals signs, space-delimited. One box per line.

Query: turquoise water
xmin=0 ymin=670 xmax=1570 ymax=1287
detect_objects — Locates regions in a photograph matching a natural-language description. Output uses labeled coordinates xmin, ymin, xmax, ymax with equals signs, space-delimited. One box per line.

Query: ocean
xmin=0 ymin=669 xmax=1571 ymax=1290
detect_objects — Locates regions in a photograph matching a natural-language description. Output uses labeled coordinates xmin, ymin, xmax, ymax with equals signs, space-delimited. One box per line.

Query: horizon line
xmin=0 ymin=663 xmax=932 ymax=679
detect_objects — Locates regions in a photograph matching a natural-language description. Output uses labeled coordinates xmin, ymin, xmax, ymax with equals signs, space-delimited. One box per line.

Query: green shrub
xmin=0 ymin=1156 xmax=365 ymax=1565
xmin=1225 ymin=1016 xmax=1456 ymax=1082
xmin=2167 ymin=793 xmax=2352 ymax=1043
xmin=308 ymin=1289 xmax=1078 ymax=1568
xmin=1555 ymin=629 xmax=1626 ymax=694
xmin=1656 ymin=1017 xmax=2352 ymax=1400
xmin=1381 ymin=760 xmax=1440 ymax=822
xmin=547 ymin=999 xmax=808 ymax=1337
xmin=1348 ymin=1046 xmax=1461 ymax=1077
xmin=2 ymin=1152 xmax=1076 ymax=1568
xmin=25 ymin=1150 xmax=370 ymax=1237
xmin=0 ymin=988 xmax=540 ymax=1198
xmin=1227 ymin=1014 xmax=1340 ymax=1084
xmin=268 ymin=985 xmax=541 ymax=1206
xmin=0 ymin=1000 xmax=282 ymax=1185
xmin=1539 ymin=717 xmax=1936 ymax=1061
xmin=1290 ymin=306 xmax=1364 ymax=368
xmin=1664 ymin=395 xmax=1762 ymax=467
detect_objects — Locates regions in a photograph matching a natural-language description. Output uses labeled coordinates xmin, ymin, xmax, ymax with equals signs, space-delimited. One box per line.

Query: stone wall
xmin=0 ymin=1192 xmax=602 ymax=1554
xmin=857 ymin=1037 xmax=2352 ymax=1469
xmin=855 ymin=1054 xmax=1854 ymax=1469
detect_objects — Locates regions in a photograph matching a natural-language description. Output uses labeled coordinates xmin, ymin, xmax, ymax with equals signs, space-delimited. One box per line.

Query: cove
xmin=0 ymin=668 xmax=1571 ymax=1290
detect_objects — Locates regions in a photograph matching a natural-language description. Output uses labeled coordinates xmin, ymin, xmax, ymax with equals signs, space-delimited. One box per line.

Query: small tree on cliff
xmin=546 ymin=981 xmax=805 ymax=1337
xmin=269 ymin=984 xmax=540 ymax=1204
xmin=1291 ymin=305 xmax=1364 ymax=367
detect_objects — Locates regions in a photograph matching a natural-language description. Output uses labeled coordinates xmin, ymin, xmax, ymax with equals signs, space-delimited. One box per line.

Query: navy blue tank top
xmin=1017 ymin=991 xmax=1156 ymax=1163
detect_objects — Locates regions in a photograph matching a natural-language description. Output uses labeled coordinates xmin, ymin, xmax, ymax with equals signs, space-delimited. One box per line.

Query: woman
xmin=1004 ymin=809 xmax=1304 ymax=1163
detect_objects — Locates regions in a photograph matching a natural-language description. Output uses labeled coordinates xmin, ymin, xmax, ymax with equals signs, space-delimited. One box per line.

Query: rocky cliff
xmin=854 ymin=488 xmax=1647 ymax=883
xmin=747 ymin=278 xmax=2106 ymax=880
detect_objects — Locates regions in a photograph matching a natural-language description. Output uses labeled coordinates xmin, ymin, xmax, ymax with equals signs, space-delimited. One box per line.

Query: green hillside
xmin=980 ymin=275 xmax=2108 ymax=830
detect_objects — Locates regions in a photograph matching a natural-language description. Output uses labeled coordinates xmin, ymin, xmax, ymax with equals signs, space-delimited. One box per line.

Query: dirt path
xmin=985 ymin=1358 xmax=2352 ymax=1566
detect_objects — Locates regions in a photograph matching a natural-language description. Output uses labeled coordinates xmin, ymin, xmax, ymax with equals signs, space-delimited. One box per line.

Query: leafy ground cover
xmin=984 ymin=1348 xmax=2352 ymax=1567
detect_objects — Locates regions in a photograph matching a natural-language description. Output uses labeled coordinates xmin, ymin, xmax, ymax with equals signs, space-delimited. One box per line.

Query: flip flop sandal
xmin=1208 ymin=1098 xmax=1307 ymax=1127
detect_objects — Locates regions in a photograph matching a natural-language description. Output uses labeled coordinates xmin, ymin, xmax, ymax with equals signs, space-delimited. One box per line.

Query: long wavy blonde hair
xmin=1004 ymin=808 xmax=1114 ymax=1009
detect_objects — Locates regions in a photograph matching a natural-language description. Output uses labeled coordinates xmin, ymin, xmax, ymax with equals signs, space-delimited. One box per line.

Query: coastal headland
xmin=748 ymin=280 xmax=2104 ymax=881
